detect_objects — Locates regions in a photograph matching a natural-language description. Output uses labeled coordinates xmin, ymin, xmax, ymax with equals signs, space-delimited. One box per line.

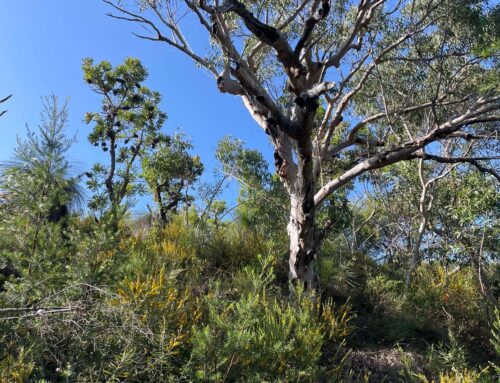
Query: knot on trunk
xmin=217 ymin=62 xmax=243 ymax=95
xmin=274 ymin=151 xmax=289 ymax=179
xmin=294 ymin=95 xmax=319 ymax=112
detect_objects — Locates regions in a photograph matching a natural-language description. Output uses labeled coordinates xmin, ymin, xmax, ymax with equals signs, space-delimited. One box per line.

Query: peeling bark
xmin=288 ymin=136 xmax=318 ymax=290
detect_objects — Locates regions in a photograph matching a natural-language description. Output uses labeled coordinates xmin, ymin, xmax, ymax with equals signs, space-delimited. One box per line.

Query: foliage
xmin=489 ymin=308 xmax=500 ymax=376
xmin=83 ymin=57 xmax=167 ymax=215
xmin=142 ymin=131 xmax=203 ymax=226
xmin=0 ymin=95 xmax=82 ymax=296
xmin=404 ymin=264 xmax=492 ymax=360
xmin=188 ymin=254 xmax=352 ymax=382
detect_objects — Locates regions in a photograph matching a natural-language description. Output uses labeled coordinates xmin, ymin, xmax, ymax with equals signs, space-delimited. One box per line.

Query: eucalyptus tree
xmin=83 ymin=58 xmax=167 ymax=217
xmin=430 ymin=169 xmax=499 ymax=302
xmin=106 ymin=0 xmax=500 ymax=289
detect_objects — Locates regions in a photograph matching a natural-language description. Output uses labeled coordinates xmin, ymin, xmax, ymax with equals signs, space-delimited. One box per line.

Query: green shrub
xmin=405 ymin=264 xmax=487 ymax=350
xmin=187 ymin=254 xmax=352 ymax=382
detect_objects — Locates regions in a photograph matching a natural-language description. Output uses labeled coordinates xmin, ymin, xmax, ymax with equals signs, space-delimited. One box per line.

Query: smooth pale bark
xmin=406 ymin=215 xmax=428 ymax=289
xmin=471 ymin=234 xmax=495 ymax=305
xmin=406 ymin=159 xmax=430 ymax=289
xmin=288 ymin=137 xmax=318 ymax=290
xmin=405 ymin=157 xmax=457 ymax=289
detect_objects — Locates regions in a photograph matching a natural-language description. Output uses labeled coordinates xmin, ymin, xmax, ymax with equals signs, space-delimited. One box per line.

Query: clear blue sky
xmin=0 ymin=0 xmax=273 ymax=212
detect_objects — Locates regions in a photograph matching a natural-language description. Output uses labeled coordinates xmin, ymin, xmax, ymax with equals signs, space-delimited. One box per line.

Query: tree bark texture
xmin=288 ymin=137 xmax=318 ymax=290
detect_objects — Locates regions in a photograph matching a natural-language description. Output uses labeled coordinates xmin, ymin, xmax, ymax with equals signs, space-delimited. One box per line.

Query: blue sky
xmin=0 ymin=0 xmax=273 ymax=212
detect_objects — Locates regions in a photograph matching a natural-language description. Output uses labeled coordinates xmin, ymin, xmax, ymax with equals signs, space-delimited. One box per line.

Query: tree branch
xmin=413 ymin=153 xmax=500 ymax=182
xmin=326 ymin=0 xmax=384 ymax=68
xmin=104 ymin=0 xmax=218 ymax=76
xmin=0 ymin=94 xmax=12 ymax=117
xmin=314 ymin=96 xmax=500 ymax=206
xmin=293 ymin=0 xmax=331 ymax=59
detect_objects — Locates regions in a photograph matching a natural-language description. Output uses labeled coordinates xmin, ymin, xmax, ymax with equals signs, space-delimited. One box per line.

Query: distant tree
xmin=0 ymin=95 xmax=81 ymax=224
xmin=0 ymin=95 xmax=81 ymax=282
xmin=215 ymin=136 xmax=288 ymax=235
xmin=366 ymin=146 xmax=499 ymax=294
xmin=83 ymin=57 xmax=167 ymax=218
xmin=107 ymin=0 xmax=500 ymax=289
xmin=142 ymin=131 xmax=203 ymax=226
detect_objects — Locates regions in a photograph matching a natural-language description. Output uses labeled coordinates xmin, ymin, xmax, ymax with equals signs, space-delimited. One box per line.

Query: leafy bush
xmin=405 ymin=264 xmax=487 ymax=351
xmin=188 ymin=254 xmax=352 ymax=382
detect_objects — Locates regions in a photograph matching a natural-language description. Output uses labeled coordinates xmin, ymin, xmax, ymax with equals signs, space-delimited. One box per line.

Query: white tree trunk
xmin=288 ymin=195 xmax=318 ymax=290
xmin=406 ymin=215 xmax=427 ymax=289
xmin=287 ymin=138 xmax=319 ymax=291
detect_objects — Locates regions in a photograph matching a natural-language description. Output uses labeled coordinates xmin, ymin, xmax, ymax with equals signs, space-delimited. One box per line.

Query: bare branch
xmin=326 ymin=0 xmax=384 ymax=68
xmin=413 ymin=153 xmax=500 ymax=182
xmin=293 ymin=0 xmax=331 ymax=59
xmin=104 ymin=0 xmax=218 ymax=76
xmin=314 ymin=96 xmax=500 ymax=206
xmin=0 ymin=94 xmax=12 ymax=104
xmin=0 ymin=94 xmax=12 ymax=117
xmin=217 ymin=0 xmax=296 ymax=65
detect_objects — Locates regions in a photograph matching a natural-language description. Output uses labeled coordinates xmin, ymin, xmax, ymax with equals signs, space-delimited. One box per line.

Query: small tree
xmin=83 ymin=57 xmax=167 ymax=218
xmin=0 ymin=95 xmax=80 ymax=224
xmin=142 ymin=131 xmax=203 ymax=226
xmin=0 ymin=95 xmax=80 ymax=283
xmin=215 ymin=136 xmax=289 ymax=235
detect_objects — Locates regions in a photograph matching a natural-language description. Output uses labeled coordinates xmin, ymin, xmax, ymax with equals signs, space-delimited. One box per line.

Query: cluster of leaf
xmin=83 ymin=57 xmax=167 ymax=213
xmin=142 ymin=132 xmax=203 ymax=225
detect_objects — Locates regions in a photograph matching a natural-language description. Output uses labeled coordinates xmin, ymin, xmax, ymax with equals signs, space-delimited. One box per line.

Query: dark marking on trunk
xmin=211 ymin=22 xmax=219 ymax=36
xmin=302 ymin=198 xmax=313 ymax=214
xmin=318 ymin=3 xmax=330 ymax=17
xmin=305 ymin=250 xmax=316 ymax=264
xmin=266 ymin=117 xmax=277 ymax=126
xmin=294 ymin=96 xmax=306 ymax=108
xmin=256 ymin=95 xmax=265 ymax=103
xmin=274 ymin=151 xmax=283 ymax=169
xmin=305 ymin=97 xmax=319 ymax=112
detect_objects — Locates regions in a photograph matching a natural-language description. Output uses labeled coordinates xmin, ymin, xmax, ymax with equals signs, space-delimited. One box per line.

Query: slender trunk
xmin=471 ymin=252 xmax=495 ymax=304
xmin=406 ymin=159 xmax=429 ymax=289
xmin=288 ymin=138 xmax=318 ymax=291
xmin=156 ymin=184 xmax=167 ymax=228
xmin=159 ymin=209 xmax=167 ymax=228
xmin=471 ymin=234 xmax=495 ymax=305
xmin=406 ymin=215 xmax=427 ymax=289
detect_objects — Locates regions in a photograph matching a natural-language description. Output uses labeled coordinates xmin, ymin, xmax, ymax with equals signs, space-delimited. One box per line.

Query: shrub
xmin=405 ymin=264 xmax=487 ymax=351
xmin=187 ymin=254 xmax=352 ymax=382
